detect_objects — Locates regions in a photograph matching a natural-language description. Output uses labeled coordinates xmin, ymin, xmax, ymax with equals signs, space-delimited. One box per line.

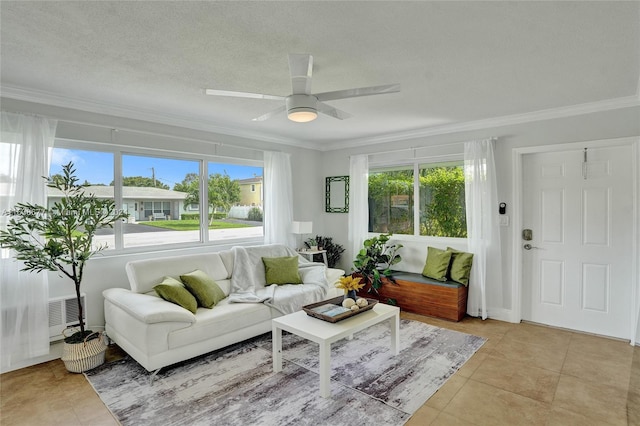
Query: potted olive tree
xmin=0 ymin=162 xmax=128 ymax=372
xmin=352 ymin=233 xmax=403 ymax=301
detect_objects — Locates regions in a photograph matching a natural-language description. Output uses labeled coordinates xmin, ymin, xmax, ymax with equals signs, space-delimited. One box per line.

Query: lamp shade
xmin=291 ymin=221 xmax=313 ymax=234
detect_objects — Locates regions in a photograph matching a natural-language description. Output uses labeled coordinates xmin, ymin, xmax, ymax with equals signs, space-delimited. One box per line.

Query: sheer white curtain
xmin=1 ymin=112 xmax=57 ymax=370
xmin=635 ymin=140 xmax=640 ymax=346
xmin=263 ymin=151 xmax=295 ymax=247
xmin=348 ymin=155 xmax=369 ymax=262
xmin=464 ymin=138 xmax=502 ymax=320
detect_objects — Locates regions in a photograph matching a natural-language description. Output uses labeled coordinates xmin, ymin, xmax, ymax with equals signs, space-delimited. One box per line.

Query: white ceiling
xmin=1 ymin=1 xmax=639 ymax=150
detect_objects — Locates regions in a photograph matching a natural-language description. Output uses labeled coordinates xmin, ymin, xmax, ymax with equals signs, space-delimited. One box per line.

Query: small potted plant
xmin=0 ymin=162 xmax=128 ymax=372
xmin=352 ymin=233 xmax=403 ymax=298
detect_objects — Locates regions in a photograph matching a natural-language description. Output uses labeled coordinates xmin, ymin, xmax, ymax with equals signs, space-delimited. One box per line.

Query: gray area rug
xmin=86 ymin=319 xmax=485 ymax=426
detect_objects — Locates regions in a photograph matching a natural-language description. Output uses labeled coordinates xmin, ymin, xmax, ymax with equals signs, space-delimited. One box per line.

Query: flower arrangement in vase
xmin=336 ymin=275 xmax=365 ymax=301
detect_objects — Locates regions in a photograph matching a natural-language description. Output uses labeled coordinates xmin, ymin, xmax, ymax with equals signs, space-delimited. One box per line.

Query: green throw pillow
xmin=180 ymin=269 xmax=226 ymax=308
xmin=422 ymin=247 xmax=453 ymax=282
xmin=447 ymin=247 xmax=474 ymax=286
xmin=262 ymin=256 xmax=303 ymax=285
xmin=154 ymin=276 xmax=198 ymax=314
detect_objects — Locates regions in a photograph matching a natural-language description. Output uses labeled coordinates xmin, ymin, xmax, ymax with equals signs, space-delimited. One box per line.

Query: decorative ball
xmin=356 ymin=298 xmax=368 ymax=307
xmin=342 ymin=298 xmax=356 ymax=308
xmin=350 ymin=305 xmax=360 ymax=311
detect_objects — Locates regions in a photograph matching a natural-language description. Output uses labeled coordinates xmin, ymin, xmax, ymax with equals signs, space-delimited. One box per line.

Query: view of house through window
xmin=122 ymin=154 xmax=201 ymax=248
xmin=48 ymin=147 xmax=264 ymax=251
xmin=207 ymin=161 xmax=263 ymax=239
xmin=368 ymin=161 xmax=467 ymax=238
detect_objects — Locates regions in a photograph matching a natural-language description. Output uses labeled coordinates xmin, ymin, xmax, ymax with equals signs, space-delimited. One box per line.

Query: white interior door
xmin=521 ymin=145 xmax=633 ymax=339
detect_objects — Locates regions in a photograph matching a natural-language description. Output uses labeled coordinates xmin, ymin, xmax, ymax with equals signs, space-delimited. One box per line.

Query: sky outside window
xmin=50 ymin=148 xmax=262 ymax=186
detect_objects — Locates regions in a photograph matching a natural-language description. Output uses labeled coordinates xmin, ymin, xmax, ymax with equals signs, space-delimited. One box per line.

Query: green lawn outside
xmin=140 ymin=220 xmax=254 ymax=231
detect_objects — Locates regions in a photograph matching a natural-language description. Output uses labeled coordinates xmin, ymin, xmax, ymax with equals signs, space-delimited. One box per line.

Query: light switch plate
xmin=499 ymin=215 xmax=509 ymax=226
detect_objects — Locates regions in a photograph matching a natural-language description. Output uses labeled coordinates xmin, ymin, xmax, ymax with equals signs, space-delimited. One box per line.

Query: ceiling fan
xmin=205 ymin=53 xmax=400 ymax=123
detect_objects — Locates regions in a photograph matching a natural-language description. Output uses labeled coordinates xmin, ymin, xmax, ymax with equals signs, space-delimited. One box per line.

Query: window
xmin=208 ymin=162 xmax=263 ymax=240
xmin=48 ymin=144 xmax=265 ymax=252
xmin=368 ymin=166 xmax=414 ymax=235
xmin=368 ymin=160 xmax=467 ymax=238
xmin=49 ymin=148 xmax=116 ymax=250
xmin=122 ymin=154 xmax=200 ymax=248
xmin=418 ymin=162 xmax=466 ymax=237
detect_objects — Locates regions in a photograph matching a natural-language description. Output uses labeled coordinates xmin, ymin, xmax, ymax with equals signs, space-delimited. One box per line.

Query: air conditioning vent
xmin=49 ymin=294 xmax=85 ymax=342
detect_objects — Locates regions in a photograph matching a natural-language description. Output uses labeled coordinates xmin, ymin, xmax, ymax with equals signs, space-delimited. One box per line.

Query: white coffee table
xmin=272 ymin=302 xmax=400 ymax=398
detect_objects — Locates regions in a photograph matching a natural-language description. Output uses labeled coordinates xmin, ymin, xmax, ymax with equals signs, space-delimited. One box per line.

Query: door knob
xmin=523 ymin=244 xmax=541 ymax=250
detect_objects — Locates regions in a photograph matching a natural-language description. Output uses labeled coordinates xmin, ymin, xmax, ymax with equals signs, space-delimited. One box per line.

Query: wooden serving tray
xmin=302 ymin=296 xmax=378 ymax=323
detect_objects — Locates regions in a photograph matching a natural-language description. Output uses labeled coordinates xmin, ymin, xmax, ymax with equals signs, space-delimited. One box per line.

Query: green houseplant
xmin=353 ymin=233 xmax=403 ymax=297
xmin=0 ymin=162 xmax=128 ymax=372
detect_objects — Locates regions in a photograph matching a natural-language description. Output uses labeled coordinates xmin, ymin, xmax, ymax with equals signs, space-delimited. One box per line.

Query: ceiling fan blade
xmin=288 ymin=53 xmax=313 ymax=95
xmin=251 ymin=105 xmax=287 ymax=122
xmin=205 ymin=89 xmax=284 ymax=101
xmin=315 ymin=83 xmax=400 ymax=102
xmin=317 ymin=102 xmax=352 ymax=120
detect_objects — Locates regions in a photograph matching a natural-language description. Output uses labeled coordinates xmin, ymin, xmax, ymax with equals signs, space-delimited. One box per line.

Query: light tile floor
xmin=1 ymin=313 xmax=637 ymax=425
xmin=404 ymin=313 xmax=636 ymax=426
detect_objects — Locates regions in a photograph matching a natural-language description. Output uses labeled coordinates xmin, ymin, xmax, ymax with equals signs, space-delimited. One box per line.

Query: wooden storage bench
xmin=359 ymin=271 xmax=468 ymax=322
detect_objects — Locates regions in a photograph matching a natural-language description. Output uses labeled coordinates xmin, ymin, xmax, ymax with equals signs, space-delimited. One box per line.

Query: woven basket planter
xmin=61 ymin=332 xmax=107 ymax=373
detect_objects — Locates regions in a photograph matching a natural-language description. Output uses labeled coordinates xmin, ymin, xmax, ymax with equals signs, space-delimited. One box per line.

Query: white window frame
xmin=52 ymin=138 xmax=264 ymax=255
xmin=368 ymin=154 xmax=467 ymax=241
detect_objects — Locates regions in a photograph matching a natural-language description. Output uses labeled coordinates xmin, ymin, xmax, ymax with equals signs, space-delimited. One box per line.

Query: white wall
xmin=321 ymin=106 xmax=640 ymax=325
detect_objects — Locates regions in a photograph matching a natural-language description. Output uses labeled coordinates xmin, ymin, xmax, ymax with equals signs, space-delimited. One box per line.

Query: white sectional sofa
xmin=103 ymin=245 xmax=344 ymax=373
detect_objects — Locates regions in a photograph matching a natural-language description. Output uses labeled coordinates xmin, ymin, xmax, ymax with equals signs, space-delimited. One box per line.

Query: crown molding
xmin=2 ymin=85 xmax=638 ymax=153
xmin=0 ymin=85 xmax=320 ymax=150
xmin=320 ymin=95 xmax=640 ymax=151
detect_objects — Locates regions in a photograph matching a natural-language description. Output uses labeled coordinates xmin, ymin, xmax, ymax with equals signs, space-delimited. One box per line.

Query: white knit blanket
xmin=228 ymin=244 xmax=329 ymax=314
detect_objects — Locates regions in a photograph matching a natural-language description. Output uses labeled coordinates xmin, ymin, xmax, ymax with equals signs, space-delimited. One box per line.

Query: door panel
xmin=522 ymin=145 xmax=632 ymax=339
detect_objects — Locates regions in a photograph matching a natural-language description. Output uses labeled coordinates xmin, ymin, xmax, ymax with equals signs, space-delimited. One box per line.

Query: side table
xmin=297 ymin=249 xmax=328 ymax=267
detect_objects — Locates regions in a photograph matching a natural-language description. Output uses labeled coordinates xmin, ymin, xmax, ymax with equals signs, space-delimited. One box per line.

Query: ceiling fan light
xmin=288 ymin=108 xmax=318 ymax=123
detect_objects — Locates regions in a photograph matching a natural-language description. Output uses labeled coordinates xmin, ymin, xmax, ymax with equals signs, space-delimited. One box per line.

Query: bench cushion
xmin=391 ymin=271 xmax=465 ymax=289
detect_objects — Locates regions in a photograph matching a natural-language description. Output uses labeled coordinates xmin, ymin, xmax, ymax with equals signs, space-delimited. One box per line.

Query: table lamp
xmin=291 ymin=221 xmax=313 ymax=250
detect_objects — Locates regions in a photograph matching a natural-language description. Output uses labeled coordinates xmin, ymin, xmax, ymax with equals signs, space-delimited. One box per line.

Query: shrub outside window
xmin=368 ymin=166 xmax=414 ymax=235
xmin=418 ymin=162 xmax=467 ymax=238
xmin=368 ymin=161 xmax=467 ymax=238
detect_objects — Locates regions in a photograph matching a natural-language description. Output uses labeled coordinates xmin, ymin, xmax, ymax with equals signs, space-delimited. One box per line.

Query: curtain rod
xmin=351 ymin=137 xmax=498 ymax=158
xmin=1 ymin=110 xmax=263 ymax=154
xmin=61 ymin=119 xmax=266 ymax=154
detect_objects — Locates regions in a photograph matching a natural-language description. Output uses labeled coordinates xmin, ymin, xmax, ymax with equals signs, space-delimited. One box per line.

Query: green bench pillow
xmin=447 ymin=247 xmax=474 ymax=286
xmin=422 ymin=247 xmax=453 ymax=282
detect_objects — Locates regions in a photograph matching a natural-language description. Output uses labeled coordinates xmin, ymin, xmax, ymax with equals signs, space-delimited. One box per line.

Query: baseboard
xmin=487 ymin=307 xmax=517 ymax=323
xmin=0 ymin=342 xmax=63 ymax=374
